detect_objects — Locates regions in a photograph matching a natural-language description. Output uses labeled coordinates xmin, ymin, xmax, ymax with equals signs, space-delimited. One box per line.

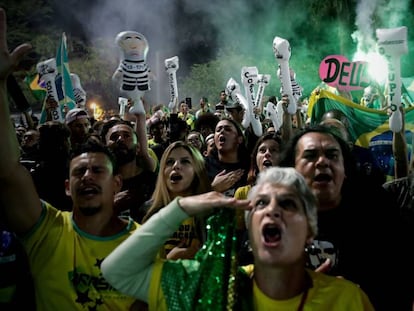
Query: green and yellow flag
xmin=24 ymin=73 xmax=46 ymax=102
xmin=56 ymin=32 xmax=76 ymax=112
xmin=308 ymin=89 xmax=414 ymax=179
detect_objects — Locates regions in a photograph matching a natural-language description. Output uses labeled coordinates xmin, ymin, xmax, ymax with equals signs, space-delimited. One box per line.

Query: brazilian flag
xmin=24 ymin=73 xmax=46 ymax=102
xmin=308 ymin=89 xmax=414 ymax=179
xmin=56 ymin=32 xmax=76 ymax=112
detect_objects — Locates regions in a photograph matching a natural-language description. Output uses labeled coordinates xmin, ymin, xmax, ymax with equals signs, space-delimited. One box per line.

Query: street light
xmin=90 ymin=102 xmax=97 ymax=119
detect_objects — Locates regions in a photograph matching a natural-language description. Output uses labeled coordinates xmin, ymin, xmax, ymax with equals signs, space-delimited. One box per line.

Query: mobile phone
xmin=185 ymin=97 xmax=192 ymax=109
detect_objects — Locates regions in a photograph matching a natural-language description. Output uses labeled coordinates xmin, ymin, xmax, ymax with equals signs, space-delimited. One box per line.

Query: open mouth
xmin=263 ymin=224 xmax=281 ymax=245
xmin=219 ymin=136 xmax=226 ymax=143
xmin=313 ymin=173 xmax=332 ymax=182
xmin=78 ymin=186 xmax=100 ymax=196
xmin=170 ymin=174 xmax=183 ymax=182
xmin=263 ymin=160 xmax=273 ymax=167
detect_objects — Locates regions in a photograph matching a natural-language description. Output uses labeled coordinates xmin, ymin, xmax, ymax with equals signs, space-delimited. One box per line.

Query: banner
xmin=319 ymin=55 xmax=370 ymax=92
xmin=308 ymin=89 xmax=414 ymax=179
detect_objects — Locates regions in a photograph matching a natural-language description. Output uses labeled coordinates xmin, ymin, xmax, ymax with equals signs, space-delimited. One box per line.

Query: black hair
xmin=100 ymin=119 xmax=135 ymax=144
xmin=149 ymin=118 xmax=167 ymax=131
xmin=247 ymin=132 xmax=283 ymax=185
xmin=194 ymin=112 xmax=220 ymax=133
xmin=279 ymin=125 xmax=357 ymax=180
xmin=70 ymin=139 xmax=119 ymax=175
xmin=38 ymin=121 xmax=71 ymax=160
xmin=210 ymin=117 xmax=249 ymax=166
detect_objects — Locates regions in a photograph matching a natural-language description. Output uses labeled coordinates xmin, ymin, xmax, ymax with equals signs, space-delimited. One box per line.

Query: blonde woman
xmin=141 ymin=141 xmax=211 ymax=259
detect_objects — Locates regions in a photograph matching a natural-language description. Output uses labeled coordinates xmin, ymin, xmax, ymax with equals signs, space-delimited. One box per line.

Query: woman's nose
xmin=172 ymin=160 xmax=180 ymax=169
xmin=265 ymin=199 xmax=281 ymax=218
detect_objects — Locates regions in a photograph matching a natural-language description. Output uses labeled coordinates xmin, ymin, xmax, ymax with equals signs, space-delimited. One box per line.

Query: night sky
xmin=7 ymin=0 xmax=414 ymax=108
xmin=48 ymin=0 xmax=414 ymax=85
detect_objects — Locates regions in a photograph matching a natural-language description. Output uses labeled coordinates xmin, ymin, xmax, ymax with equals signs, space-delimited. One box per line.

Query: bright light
xmin=353 ymin=51 xmax=389 ymax=85
xmin=89 ymin=102 xmax=99 ymax=119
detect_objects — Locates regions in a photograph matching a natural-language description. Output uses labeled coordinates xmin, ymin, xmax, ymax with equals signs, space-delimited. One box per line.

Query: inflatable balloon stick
xmin=225 ymin=77 xmax=250 ymax=130
xmin=254 ymin=73 xmax=271 ymax=115
xmin=288 ymin=69 xmax=303 ymax=102
xmin=264 ymin=100 xmax=283 ymax=132
xmin=165 ymin=56 xmax=179 ymax=110
xmin=112 ymin=31 xmax=152 ymax=115
xmin=70 ymin=73 xmax=86 ymax=109
xmin=376 ymin=26 xmax=408 ymax=133
xmin=36 ymin=58 xmax=63 ymax=122
xmin=272 ymin=36 xmax=297 ymax=114
xmin=241 ymin=66 xmax=262 ymax=136
xmin=118 ymin=97 xmax=128 ymax=119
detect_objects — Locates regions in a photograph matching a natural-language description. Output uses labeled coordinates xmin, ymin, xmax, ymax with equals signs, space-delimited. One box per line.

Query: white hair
xmin=246 ymin=167 xmax=318 ymax=236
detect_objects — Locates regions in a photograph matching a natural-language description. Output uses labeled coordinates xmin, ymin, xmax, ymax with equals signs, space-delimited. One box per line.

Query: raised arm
xmin=132 ymin=111 xmax=156 ymax=172
xmin=393 ymin=106 xmax=409 ymax=178
xmin=280 ymin=95 xmax=293 ymax=144
xmin=0 ymin=8 xmax=42 ymax=234
xmin=101 ymin=192 xmax=250 ymax=301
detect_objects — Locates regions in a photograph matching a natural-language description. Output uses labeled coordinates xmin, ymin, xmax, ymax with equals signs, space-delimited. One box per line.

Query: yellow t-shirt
xmin=148 ymin=147 xmax=160 ymax=172
xmin=148 ymin=263 xmax=374 ymax=311
xmin=178 ymin=112 xmax=195 ymax=130
xmin=22 ymin=202 xmax=140 ymax=311
xmin=163 ymin=217 xmax=200 ymax=256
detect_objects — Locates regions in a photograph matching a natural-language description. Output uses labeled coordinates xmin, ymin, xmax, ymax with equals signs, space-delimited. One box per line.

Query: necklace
xmin=297 ymin=271 xmax=312 ymax=311
xmin=296 ymin=287 xmax=309 ymax=311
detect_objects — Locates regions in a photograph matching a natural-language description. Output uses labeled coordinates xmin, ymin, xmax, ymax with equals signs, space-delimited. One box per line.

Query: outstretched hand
xmin=0 ymin=8 xmax=32 ymax=81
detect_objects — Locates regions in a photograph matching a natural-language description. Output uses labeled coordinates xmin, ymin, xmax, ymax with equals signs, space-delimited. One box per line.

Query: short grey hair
xmin=246 ymin=167 xmax=318 ymax=237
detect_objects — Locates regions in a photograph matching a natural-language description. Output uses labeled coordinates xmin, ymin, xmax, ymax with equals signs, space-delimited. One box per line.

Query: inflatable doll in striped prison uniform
xmin=113 ymin=31 xmax=154 ymax=116
xmin=112 ymin=31 xmax=156 ymax=172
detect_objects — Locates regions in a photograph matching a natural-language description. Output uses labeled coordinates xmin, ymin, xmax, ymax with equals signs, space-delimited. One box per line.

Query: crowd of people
xmin=1 ymin=6 xmax=414 ymax=311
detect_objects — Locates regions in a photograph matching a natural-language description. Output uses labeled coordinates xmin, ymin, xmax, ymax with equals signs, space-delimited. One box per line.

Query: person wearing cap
xmin=65 ymin=107 xmax=91 ymax=150
xmin=225 ymin=101 xmax=245 ymax=126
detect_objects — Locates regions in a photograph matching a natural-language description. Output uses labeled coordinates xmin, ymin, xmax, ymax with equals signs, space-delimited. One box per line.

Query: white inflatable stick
xmin=165 ymin=56 xmax=179 ymax=110
xmin=264 ymin=101 xmax=283 ymax=132
xmin=254 ymin=74 xmax=271 ymax=109
xmin=36 ymin=58 xmax=63 ymax=122
xmin=241 ymin=66 xmax=262 ymax=136
xmin=118 ymin=97 xmax=128 ymax=119
xmin=225 ymin=77 xmax=250 ymax=129
xmin=273 ymin=36 xmax=297 ymax=115
xmin=376 ymin=27 xmax=408 ymax=132
xmin=70 ymin=73 xmax=86 ymax=109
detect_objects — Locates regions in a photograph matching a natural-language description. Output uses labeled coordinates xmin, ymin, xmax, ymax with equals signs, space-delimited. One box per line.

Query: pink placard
xmin=319 ymin=55 xmax=371 ymax=91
